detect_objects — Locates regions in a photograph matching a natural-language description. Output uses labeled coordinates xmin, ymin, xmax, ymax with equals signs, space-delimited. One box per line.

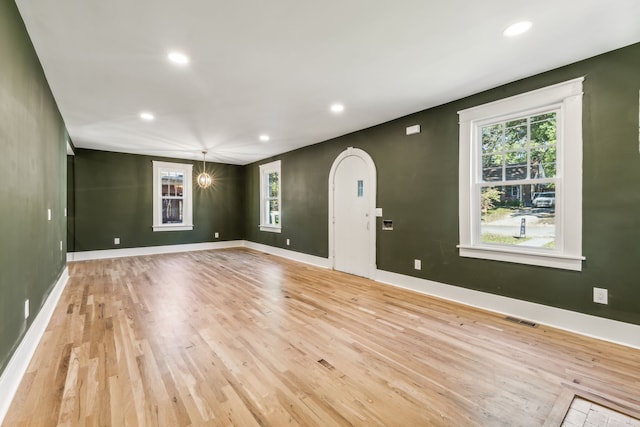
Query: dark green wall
xmin=73 ymin=149 xmax=244 ymax=251
xmin=67 ymin=155 xmax=75 ymax=252
xmin=245 ymin=43 xmax=640 ymax=326
xmin=0 ymin=1 xmax=67 ymax=376
xmin=244 ymin=145 xmax=332 ymax=255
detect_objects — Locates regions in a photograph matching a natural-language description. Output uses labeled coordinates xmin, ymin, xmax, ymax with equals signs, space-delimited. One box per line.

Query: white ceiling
xmin=16 ymin=0 xmax=640 ymax=165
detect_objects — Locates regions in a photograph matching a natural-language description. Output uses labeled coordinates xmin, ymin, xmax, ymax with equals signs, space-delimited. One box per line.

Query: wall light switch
xmin=114 ymin=237 xmax=120 ymax=245
xmin=375 ymin=208 xmax=383 ymax=217
xmin=47 ymin=209 xmax=51 ymax=221
xmin=214 ymin=232 xmax=219 ymax=238
xmin=286 ymin=239 xmax=290 ymax=246
xmin=414 ymin=259 xmax=422 ymax=270
xmin=64 ymin=208 xmax=67 ymax=217
xmin=25 ymin=299 xmax=29 ymax=319
xmin=60 ymin=241 xmax=63 ymax=251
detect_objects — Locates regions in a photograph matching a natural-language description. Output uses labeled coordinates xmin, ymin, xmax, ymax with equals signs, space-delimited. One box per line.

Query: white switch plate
xmin=64 ymin=208 xmax=67 ymax=217
xmin=286 ymin=239 xmax=290 ymax=246
xmin=214 ymin=232 xmax=219 ymax=238
xmin=414 ymin=259 xmax=421 ymax=270
xmin=375 ymin=208 xmax=383 ymax=217
xmin=60 ymin=240 xmax=63 ymax=251
xmin=114 ymin=237 xmax=120 ymax=245
xmin=47 ymin=209 xmax=51 ymax=221
xmin=593 ymin=287 xmax=608 ymax=304
xmin=406 ymin=124 xmax=421 ymax=135
xmin=24 ymin=299 xmax=29 ymax=319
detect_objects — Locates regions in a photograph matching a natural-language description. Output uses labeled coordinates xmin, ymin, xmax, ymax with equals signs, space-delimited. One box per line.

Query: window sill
xmin=259 ymin=225 xmax=281 ymax=233
xmin=457 ymin=245 xmax=584 ymax=271
xmin=153 ymin=224 xmax=194 ymax=232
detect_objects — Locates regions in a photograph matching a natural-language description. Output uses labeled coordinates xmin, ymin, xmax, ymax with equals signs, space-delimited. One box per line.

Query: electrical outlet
xmin=286 ymin=239 xmax=290 ymax=246
xmin=414 ymin=259 xmax=421 ymax=270
xmin=114 ymin=237 xmax=120 ymax=245
xmin=24 ymin=299 xmax=29 ymax=319
xmin=593 ymin=287 xmax=608 ymax=304
xmin=214 ymin=232 xmax=219 ymax=238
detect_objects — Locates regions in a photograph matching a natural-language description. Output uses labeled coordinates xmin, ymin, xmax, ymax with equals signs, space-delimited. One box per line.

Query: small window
xmin=458 ymin=78 xmax=584 ymax=270
xmin=259 ymin=160 xmax=281 ymax=233
xmin=152 ymin=161 xmax=193 ymax=232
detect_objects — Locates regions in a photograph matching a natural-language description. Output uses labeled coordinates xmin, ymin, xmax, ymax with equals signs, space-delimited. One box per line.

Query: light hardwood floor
xmin=3 ymin=248 xmax=639 ymax=426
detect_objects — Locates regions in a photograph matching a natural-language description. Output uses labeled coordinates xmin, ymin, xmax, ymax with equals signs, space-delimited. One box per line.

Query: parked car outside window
xmin=532 ymin=192 xmax=555 ymax=208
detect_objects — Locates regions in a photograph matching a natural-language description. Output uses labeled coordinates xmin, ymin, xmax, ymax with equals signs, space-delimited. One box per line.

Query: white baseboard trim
xmin=67 ymin=240 xmax=331 ymax=269
xmin=375 ymin=269 xmax=640 ymax=350
xmin=242 ymin=241 xmax=331 ymax=269
xmin=67 ymin=240 xmax=244 ymax=262
xmin=0 ymin=267 xmax=69 ymax=425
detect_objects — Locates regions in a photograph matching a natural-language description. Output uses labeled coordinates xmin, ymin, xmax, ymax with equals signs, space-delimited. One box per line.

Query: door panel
xmin=333 ymin=155 xmax=370 ymax=277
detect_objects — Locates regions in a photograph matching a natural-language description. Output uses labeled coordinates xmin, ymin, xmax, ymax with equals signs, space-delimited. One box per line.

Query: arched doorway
xmin=328 ymin=147 xmax=377 ymax=278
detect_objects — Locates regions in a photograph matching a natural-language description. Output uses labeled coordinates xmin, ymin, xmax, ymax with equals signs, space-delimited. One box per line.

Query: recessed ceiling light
xmin=168 ymin=51 xmax=190 ymax=65
xmin=259 ymin=134 xmax=270 ymax=142
xmin=330 ymin=103 xmax=345 ymax=113
xmin=139 ymin=112 xmax=155 ymax=121
xmin=503 ymin=21 xmax=532 ymax=37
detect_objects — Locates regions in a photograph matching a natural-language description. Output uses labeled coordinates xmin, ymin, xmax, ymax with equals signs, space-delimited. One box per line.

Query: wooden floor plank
xmin=3 ymin=248 xmax=640 ymax=426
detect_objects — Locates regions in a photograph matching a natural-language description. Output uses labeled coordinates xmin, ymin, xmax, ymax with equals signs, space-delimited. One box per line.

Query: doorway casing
xmin=328 ymin=147 xmax=377 ymax=279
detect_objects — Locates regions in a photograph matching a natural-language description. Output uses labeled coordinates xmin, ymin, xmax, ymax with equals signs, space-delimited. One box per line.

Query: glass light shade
xmin=197 ymin=172 xmax=212 ymax=188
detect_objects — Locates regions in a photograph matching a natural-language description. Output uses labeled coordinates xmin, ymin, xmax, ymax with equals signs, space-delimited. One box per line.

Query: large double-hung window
xmin=152 ymin=161 xmax=193 ymax=231
xmin=458 ymin=78 xmax=584 ymax=270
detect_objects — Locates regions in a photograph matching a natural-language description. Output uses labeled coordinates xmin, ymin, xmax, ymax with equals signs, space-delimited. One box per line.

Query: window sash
xmin=259 ymin=160 xmax=281 ymax=232
xmin=264 ymin=196 xmax=279 ymax=225
xmin=458 ymin=77 xmax=584 ymax=271
xmin=476 ymin=107 xmax=560 ymax=183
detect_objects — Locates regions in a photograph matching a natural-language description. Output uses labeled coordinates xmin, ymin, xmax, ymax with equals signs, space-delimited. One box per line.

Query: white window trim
xmin=152 ymin=161 xmax=194 ymax=232
xmin=457 ymin=78 xmax=585 ymax=271
xmin=259 ymin=160 xmax=281 ymax=233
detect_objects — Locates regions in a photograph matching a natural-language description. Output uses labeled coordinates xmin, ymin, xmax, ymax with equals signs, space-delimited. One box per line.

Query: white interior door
xmin=333 ymin=155 xmax=371 ymax=277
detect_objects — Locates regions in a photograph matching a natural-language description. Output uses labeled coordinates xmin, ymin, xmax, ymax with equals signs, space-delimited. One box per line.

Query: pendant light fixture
xmin=196 ymin=151 xmax=212 ymax=189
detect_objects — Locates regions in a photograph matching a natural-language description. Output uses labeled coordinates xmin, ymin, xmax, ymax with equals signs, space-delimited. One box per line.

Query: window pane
xmin=481 ymin=123 xmax=503 ymax=153
xmin=506 ymin=118 xmax=527 ymax=128
xmin=482 ymin=154 xmax=503 ymax=181
xmin=531 ymin=146 xmax=556 ymax=179
xmin=268 ymin=172 xmax=279 ymax=198
xmin=505 ymin=151 xmax=527 ymax=180
xmin=504 ymin=121 xmax=527 ymax=150
xmin=174 ymin=173 xmax=184 ymax=197
xmin=530 ymin=113 xmax=557 ymax=148
xmin=268 ymin=199 xmax=279 ymax=225
xmin=162 ymin=172 xmax=170 ymax=196
xmin=480 ymin=185 xmax=555 ymax=248
xmin=160 ymin=172 xmax=184 ymax=197
xmin=162 ymin=198 xmax=183 ymax=224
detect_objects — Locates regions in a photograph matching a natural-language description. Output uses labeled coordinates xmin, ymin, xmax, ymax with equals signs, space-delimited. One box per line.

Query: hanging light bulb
xmin=196 ymin=151 xmax=212 ymax=189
